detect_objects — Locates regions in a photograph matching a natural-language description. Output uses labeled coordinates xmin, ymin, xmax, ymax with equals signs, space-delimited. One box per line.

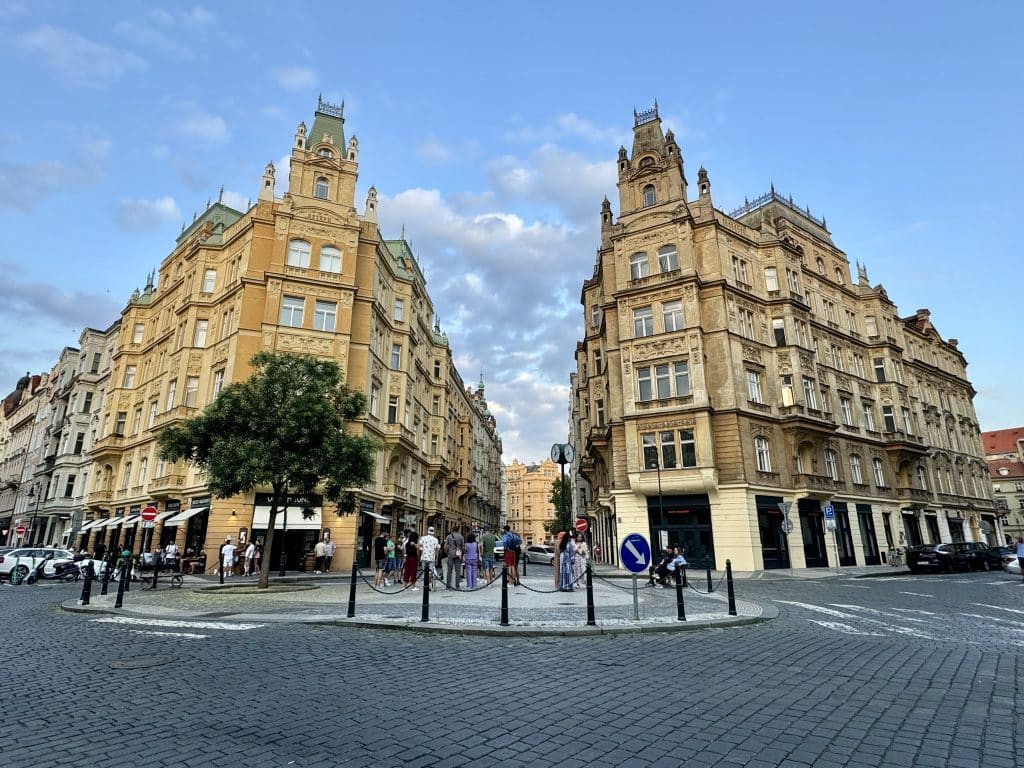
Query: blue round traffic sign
xmin=619 ymin=533 xmax=652 ymax=574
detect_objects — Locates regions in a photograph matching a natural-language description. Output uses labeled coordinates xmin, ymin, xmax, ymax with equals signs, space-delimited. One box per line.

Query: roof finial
xmin=218 ymin=186 xmax=224 ymax=203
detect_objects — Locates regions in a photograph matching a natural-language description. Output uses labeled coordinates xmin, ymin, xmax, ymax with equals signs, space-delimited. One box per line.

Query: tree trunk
xmin=257 ymin=484 xmax=287 ymax=589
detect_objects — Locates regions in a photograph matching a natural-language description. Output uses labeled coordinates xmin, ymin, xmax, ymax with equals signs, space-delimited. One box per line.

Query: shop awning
xmin=163 ymin=507 xmax=207 ymax=527
xmin=121 ymin=515 xmax=141 ymax=527
xmin=77 ymin=519 xmax=104 ymax=534
xmin=100 ymin=516 xmax=125 ymax=529
xmin=363 ymin=510 xmax=391 ymax=523
xmin=153 ymin=510 xmax=176 ymax=523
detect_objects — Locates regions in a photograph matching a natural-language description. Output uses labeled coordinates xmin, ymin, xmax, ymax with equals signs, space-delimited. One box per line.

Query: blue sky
xmin=1 ymin=1 xmax=1022 ymax=463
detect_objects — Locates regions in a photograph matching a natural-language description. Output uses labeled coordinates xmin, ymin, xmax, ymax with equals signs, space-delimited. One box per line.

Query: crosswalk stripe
xmin=973 ymin=603 xmax=1024 ymax=616
xmin=128 ymin=630 xmax=208 ymax=639
xmin=898 ymin=591 xmax=934 ymax=598
xmin=91 ymin=617 xmax=264 ymax=630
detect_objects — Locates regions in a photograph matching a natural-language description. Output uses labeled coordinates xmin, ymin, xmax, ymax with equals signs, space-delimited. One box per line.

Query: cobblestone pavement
xmin=2 ymin=570 xmax=1021 ymax=768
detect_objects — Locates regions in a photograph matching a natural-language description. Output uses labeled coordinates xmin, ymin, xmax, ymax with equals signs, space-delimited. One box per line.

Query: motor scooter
xmin=25 ymin=555 xmax=81 ymax=584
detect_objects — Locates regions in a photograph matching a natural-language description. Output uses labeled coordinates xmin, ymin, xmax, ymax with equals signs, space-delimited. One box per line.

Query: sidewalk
xmin=61 ymin=567 xmax=773 ymax=636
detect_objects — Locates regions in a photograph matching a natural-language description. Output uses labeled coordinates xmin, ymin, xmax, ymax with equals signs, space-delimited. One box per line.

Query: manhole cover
xmin=110 ymin=655 xmax=177 ymax=670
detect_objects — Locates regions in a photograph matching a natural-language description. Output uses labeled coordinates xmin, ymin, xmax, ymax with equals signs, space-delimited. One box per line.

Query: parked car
xmin=953 ymin=542 xmax=1005 ymax=571
xmin=998 ymin=547 xmax=1019 ymax=571
xmin=0 ymin=547 xmax=76 ymax=581
xmin=493 ymin=542 xmax=504 ymax=559
xmin=905 ymin=543 xmax=968 ymax=573
xmin=1006 ymin=558 xmax=1022 ymax=577
xmin=523 ymin=544 xmax=556 ymax=564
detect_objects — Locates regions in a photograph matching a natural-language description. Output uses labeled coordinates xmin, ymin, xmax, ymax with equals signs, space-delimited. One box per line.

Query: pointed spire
xmin=218 ymin=186 xmax=224 ymax=203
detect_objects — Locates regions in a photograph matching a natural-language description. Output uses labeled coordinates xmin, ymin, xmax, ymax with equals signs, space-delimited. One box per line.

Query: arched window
xmin=286 ymin=239 xmax=311 ymax=268
xmin=816 ymin=257 xmax=825 ymax=274
xmin=639 ymin=156 xmax=654 ymax=168
xmin=317 ymin=148 xmax=334 ymax=158
xmin=314 ymin=177 xmax=329 ymax=199
xmin=629 ymin=252 xmax=649 ymax=280
xmin=319 ymin=245 xmax=341 ymax=273
xmin=754 ymin=437 xmax=772 ymax=472
xmin=834 ymin=267 xmax=844 ymax=284
xmin=642 ymin=184 xmax=656 ymax=207
xmin=657 ymin=245 xmax=678 ymax=272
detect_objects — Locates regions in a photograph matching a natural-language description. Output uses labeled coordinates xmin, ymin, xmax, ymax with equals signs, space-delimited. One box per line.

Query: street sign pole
xmin=632 ymin=574 xmax=639 ymax=621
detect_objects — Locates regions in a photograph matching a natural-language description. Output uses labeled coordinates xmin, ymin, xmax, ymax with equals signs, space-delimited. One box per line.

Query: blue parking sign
xmin=823 ymin=504 xmax=835 ymax=520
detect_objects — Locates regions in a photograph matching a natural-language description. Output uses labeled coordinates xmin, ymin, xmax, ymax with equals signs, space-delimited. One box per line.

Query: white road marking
xmin=973 ymin=603 xmax=1024 ymax=616
xmin=127 ymin=630 xmax=208 ymax=639
xmin=838 ymin=585 xmax=871 ymax=589
xmin=777 ymin=600 xmax=934 ymax=639
xmin=986 ymin=581 xmax=1015 ymax=586
xmin=890 ymin=608 xmax=937 ymax=615
xmin=898 ymin=591 xmax=934 ymax=598
xmin=775 ymin=600 xmax=852 ymax=618
xmin=957 ymin=613 xmax=1024 ymax=630
xmin=91 ymin=617 xmax=264 ymax=630
xmin=807 ymin=620 xmax=884 ymax=636
xmin=829 ymin=604 xmax=932 ymax=624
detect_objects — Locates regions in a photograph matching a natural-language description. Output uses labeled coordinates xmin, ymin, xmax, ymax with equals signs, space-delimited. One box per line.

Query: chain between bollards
xmin=585 ymin=563 xmax=596 ymax=626
xmin=420 ymin=563 xmax=431 ymax=622
xmin=346 ymin=559 xmax=358 ymax=618
xmin=726 ymin=559 xmax=737 ymax=616
xmin=499 ymin=564 xmax=509 ymax=626
xmin=675 ymin=565 xmax=686 ymax=621
xmin=78 ymin=561 xmax=94 ymax=606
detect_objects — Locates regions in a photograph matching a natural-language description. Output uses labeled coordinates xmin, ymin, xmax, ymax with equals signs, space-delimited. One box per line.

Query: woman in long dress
xmin=572 ymin=534 xmax=588 ymax=586
xmin=559 ymin=531 xmax=576 ymax=591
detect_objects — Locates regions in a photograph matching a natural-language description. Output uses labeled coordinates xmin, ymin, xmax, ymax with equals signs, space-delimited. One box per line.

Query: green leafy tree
xmin=544 ymin=475 xmax=573 ymax=538
xmin=157 ymin=351 xmax=377 ymax=588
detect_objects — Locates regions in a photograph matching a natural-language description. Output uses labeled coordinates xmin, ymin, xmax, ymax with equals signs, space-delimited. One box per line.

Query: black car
xmin=905 ymin=543 xmax=969 ymax=573
xmin=953 ymin=541 xmax=1004 ymax=571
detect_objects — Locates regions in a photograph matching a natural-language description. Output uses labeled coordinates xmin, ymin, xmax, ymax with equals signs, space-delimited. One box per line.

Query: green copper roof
xmin=309 ymin=95 xmax=345 ymax=151
xmin=176 ymin=201 xmax=244 ymax=246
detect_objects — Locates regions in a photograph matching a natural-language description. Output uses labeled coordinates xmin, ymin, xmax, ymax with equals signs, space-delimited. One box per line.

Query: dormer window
xmin=642 ymin=184 xmax=656 ymax=207
xmin=639 ymin=156 xmax=654 ymax=168
xmin=317 ymin=148 xmax=334 ymax=158
xmin=314 ymin=177 xmax=329 ymax=199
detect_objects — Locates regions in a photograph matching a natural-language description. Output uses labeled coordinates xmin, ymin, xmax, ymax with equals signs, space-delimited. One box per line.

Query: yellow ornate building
xmin=572 ymin=105 xmax=995 ymax=571
xmin=504 ymin=458 xmax=560 ymax=545
xmin=80 ymin=99 xmax=501 ymax=571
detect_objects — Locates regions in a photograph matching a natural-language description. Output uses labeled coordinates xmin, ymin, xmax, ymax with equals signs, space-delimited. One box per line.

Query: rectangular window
xmin=148 ymin=401 xmax=157 ymax=427
xmin=747 ymin=370 xmax=762 ymax=403
xmin=279 ymin=297 xmax=304 ymax=328
xmin=824 ymin=451 xmax=838 ymax=480
xmin=287 ymin=240 xmax=311 ymax=268
xmin=849 ymin=455 xmax=863 ymax=484
xmin=114 ymin=411 xmax=127 ymax=435
xmin=882 ymin=405 xmax=897 ymax=433
xmin=823 ymin=300 xmax=837 ymax=323
xmin=90 ymin=353 xmax=101 ymax=373
xmin=73 ymin=432 xmax=84 ymax=455
xmin=122 ymin=365 xmax=137 ymax=388
xmin=780 ymin=375 xmax=794 ymax=406
xmin=432 ymin=395 xmax=440 ymax=416
xmin=840 ymin=397 xmax=854 ymax=425
xmin=590 ymin=304 xmax=600 ymax=327
xmin=430 ymin=434 xmax=439 ymax=455
xmin=662 ymin=301 xmax=683 ymax=332
xmin=865 ymin=315 xmax=878 ymax=337
xmin=183 ymin=376 xmax=199 ymax=407
xmin=755 ymin=438 xmax=772 ymax=472
xmin=764 ymin=267 xmax=779 ymax=292
xmin=862 ymin=403 xmax=876 ymax=431
xmin=202 ymin=269 xmax=216 ymax=293
xmin=636 ymin=367 xmax=653 ymax=402
xmin=390 ymin=344 xmax=402 ymax=369
xmin=660 ymin=431 xmax=677 ymax=469
xmin=193 ymin=319 xmax=208 ymax=347
xmin=873 ymin=357 xmax=887 ymax=383
xmin=641 ymin=433 xmax=658 ymax=469
xmin=594 ymin=349 xmax=603 ymax=373
xmin=853 ymin=355 xmax=866 ymax=378
xmin=633 ymin=306 xmax=654 ymax=337
xmin=772 ymin=318 xmax=786 ymax=346
xmin=738 ymin=309 xmax=755 ymax=339
xmin=901 ymin=407 xmax=914 ymax=435
xmin=319 ymin=247 xmax=341 ymax=273
xmin=873 ymin=458 xmax=886 ymax=487
xmin=679 ymin=429 xmax=697 ymax=467
xmin=595 ymin=398 xmax=605 ymax=427
xmin=313 ymin=301 xmax=337 ymax=332
xmin=369 ymin=384 xmax=380 ymax=417
xmin=387 ymin=395 xmax=398 ymax=424
xmin=132 ymin=323 xmax=144 ymax=343
xmin=786 ymin=268 xmax=801 ymax=294
xmin=732 ymin=256 xmax=749 ymax=285
xmin=802 ymin=377 xmax=817 ymax=409
xmin=212 ymin=370 xmax=225 ymax=398
xmin=166 ymin=380 xmax=177 ymax=410
xmin=629 ymin=252 xmax=649 ymax=280
xmin=394 ymin=299 xmax=404 ymax=322
xmin=122 ymin=462 xmax=132 ymax=489
xmin=63 ymin=474 xmax=76 ymax=498
xmin=433 ymin=359 xmax=441 ymax=378
xmin=131 ymin=406 xmax=142 ymax=435
xmin=654 ymin=364 xmax=671 ymax=399
xmin=831 ymin=345 xmax=844 ymax=372
xmin=674 ymin=362 xmax=690 ymax=397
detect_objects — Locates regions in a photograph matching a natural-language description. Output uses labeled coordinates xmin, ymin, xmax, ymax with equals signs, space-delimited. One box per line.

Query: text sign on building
xmin=620 ymin=533 xmax=651 ymax=574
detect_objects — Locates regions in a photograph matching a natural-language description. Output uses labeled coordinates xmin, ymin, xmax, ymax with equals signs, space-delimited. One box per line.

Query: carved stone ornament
xmin=276 ymin=333 xmax=333 ymax=356
xmin=291 ymin=223 xmax=337 ymax=240
xmin=267 ymin=279 xmax=282 ymax=296
xmin=293 ymin=207 xmax=344 ymax=226
xmin=742 ymin=344 xmax=762 ymax=363
xmin=633 ymin=338 xmax=687 ymax=359
xmin=262 ymin=330 xmax=275 ymax=350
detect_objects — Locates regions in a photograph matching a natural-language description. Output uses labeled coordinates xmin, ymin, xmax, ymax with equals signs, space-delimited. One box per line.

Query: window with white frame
xmin=390 ymin=343 xmax=402 ymax=369
xmin=654 ymin=364 xmax=672 ymax=399
xmin=114 ymin=411 xmax=127 ymax=435
xmin=287 ymin=239 xmax=311 ymax=268
xmin=122 ymin=461 xmax=133 ymax=489
xmin=387 ymin=395 xmax=398 ymax=424
xmin=764 ymin=267 xmax=779 ymax=292
xmin=63 ymin=474 xmax=76 ymax=497
xmin=633 ymin=306 xmax=654 ymax=337
xmin=830 ymin=344 xmax=844 ymax=371
xmin=590 ymin=304 xmax=600 ymax=327
xmin=732 ymin=256 xmax=749 ymax=285
xmin=802 ymin=377 xmax=817 ymax=409
xmin=901 ymin=407 xmax=914 ymax=435
xmin=392 ymin=298 xmax=405 ymax=322
xmin=279 ymin=296 xmax=304 ymax=327
xmin=193 ymin=319 xmax=208 ymax=347
xmin=786 ymin=268 xmax=801 ymax=293
xmin=138 ymin=458 xmax=148 ymax=485
xmin=872 ymin=457 xmax=886 ymax=486
xmin=663 ymin=300 xmax=683 ymax=332
xmin=862 ymin=402 xmax=876 ymax=431
xmin=674 ymin=362 xmax=691 ymax=396
xmin=781 ymin=374 xmax=794 ymax=406
xmin=772 ymin=318 xmax=786 ymax=346
xmin=370 ymin=384 xmax=380 ymax=417
xmin=202 ymin=269 xmax=216 ymax=293
xmin=882 ymin=405 xmax=896 ymax=433
xmin=184 ymin=376 xmax=199 ymax=407
xmin=641 ymin=433 xmax=658 ymax=469
xmin=314 ymin=177 xmax=329 ymax=199
xmin=916 ymin=465 xmax=929 ymax=490
xmin=593 ymin=349 xmax=603 ymax=373
xmin=642 ymin=185 xmax=656 ymax=207
xmin=873 ymin=357 xmax=887 ymax=383
xmin=313 ymin=300 xmax=337 ymax=332
xmin=319 ymin=246 xmax=341 ymax=273
xmin=849 ymin=454 xmax=863 ymax=484
xmin=212 ymin=369 xmax=225 ymax=398
xmin=630 ymin=252 xmax=649 ymax=280
xmin=659 ymin=431 xmax=677 ymax=468
xmin=595 ymin=398 xmax=605 ymax=427
xmin=754 ymin=437 xmax=772 ymax=472
xmin=132 ymin=323 xmax=144 ymax=343
xmin=738 ymin=308 xmax=755 ymax=339
xmin=824 ymin=449 xmax=838 ymax=480
xmin=148 ymin=401 xmax=157 ymax=428
xmin=657 ymin=245 xmax=678 ymax=272
xmin=123 ymin=365 xmax=137 ymax=388
xmin=747 ymin=370 xmax=763 ymax=403
xmin=165 ymin=379 xmax=177 ymax=410
xmin=865 ymin=315 xmax=878 ymax=337
xmin=637 ymin=367 xmax=653 ymax=402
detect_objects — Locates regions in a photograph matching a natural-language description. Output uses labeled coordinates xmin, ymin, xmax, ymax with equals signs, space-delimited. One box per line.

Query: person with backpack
xmin=500 ymin=525 xmax=521 ymax=586
xmin=443 ymin=528 xmax=465 ymax=589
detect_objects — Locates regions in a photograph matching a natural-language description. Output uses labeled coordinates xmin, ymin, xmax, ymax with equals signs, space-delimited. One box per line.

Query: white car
xmin=523 ymin=544 xmax=556 ymax=564
xmin=0 ymin=547 xmax=76 ymax=581
xmin=1006 ymin=558 xmax=1021 ymax=577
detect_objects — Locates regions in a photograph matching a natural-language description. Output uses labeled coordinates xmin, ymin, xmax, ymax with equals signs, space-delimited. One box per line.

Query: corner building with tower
xmin=571 ymin=105 xmax=998 ymax=571
xmin=78 ymin=99 xmax=502 ymax=572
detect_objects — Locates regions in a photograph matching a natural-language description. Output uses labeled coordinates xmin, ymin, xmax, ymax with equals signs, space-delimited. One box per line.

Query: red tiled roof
xmin=982 ymin=427 xmax=1024 ymax=455
xmin=988 ymin=458 xmax=1024 ymax=479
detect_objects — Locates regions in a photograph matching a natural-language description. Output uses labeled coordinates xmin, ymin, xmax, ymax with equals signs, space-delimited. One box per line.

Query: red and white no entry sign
xmin=574 ymin=518 xmax=589 ymax=533
xmin=141 ymin=506 xmax=158 ymax=522
xmin=15 ymin=524 xmax=27 ymax=536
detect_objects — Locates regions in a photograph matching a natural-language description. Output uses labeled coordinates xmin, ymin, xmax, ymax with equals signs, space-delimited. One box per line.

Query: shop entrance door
xmin=799 ymin=499 xmax=829 ymax=568
xmin=856 ymin=506 xmax=881 ymax=565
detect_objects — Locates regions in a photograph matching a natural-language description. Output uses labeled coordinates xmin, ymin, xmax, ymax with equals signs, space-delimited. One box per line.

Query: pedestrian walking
xmin=313 ymin=539 xmax=327 ymax=574
xmin=244 ymin=540 xmax=256 ymax=576
xmin=500 ymin=525 xmax=521 ymax=586
xmin=324 ymin=537 xmax=335 ymax=572
xmin=383 ymin=531 xmax=397 ymax=586
xmin=1016 ymin=537 xmax=1024 ymax=583
xmin=463 ymin=532 xmax=480 ymax=589
xmin=395 ymin=530 xmax=407 ymax=579
xmin=374 ymin=529 xmax=388 ymax=586
xmin=402 ymin=531 xmax=419 ymax=586
xmin=254 ymin=541 xmax=262 ymax=574
xmin=444 ymin=528 xmax=465 ymax=589
xmin=480 ymin=529 xmax=497 ymax=584
xmin=419 ymin=526 xmax=441 ymax=587
xmin=220 ymin=537 xmax=237 ymax=578
xmin=558 ymin=531 xmax=576 ymax=591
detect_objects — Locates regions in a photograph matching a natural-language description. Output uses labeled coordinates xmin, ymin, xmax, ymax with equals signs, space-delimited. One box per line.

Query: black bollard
xmin=674 ymin=566 xmax=686 ymax=621
xmin=151 ymin=556 xmax=160 ymax=590
xmin=520 ymin=549 xmax=526 ymax=577
xmin=682 ymin=567 xmax=688 ymax=588
xmin=346 ymin=560 xmax=358 ymax=618
xmin=219 ymin=553 xmax=225 ymax=585
xmin=499 ymin=564 xmax=509 ymax=626
xmin=113 ymin=555 xmax=129 ymax=608
xmin=79 ymin=561 xmax=95 ymax=606
xmin=100 ymin=554 xmax=113 ymax=595
xmin=706 ymin=557 xmax=713 ymax=593
xmin=124 ymin=555 xmax=132 ymax=593
xmin=585 ymin=563 xmax=596 ymax=626
xmin=420 ymin=564 xmax=431 ymax=622
xmin=726 ymin=559 xmax=737 ymax=616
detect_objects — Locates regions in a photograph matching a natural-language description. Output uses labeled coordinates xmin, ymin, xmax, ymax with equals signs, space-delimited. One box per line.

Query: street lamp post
xmin=647 ymin=456 xmax=664 ymax=533
xmin=27 ymin=485 xmax=42 ymax=546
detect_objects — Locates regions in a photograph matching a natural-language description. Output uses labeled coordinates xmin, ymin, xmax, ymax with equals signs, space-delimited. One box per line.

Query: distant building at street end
xmin=504 ymin=458 xmax=560 ymax=545
xmin=571 ymin=104 xmax=997 ymax=572
xmin=982 ymin=427 xmax=1024 ymax=542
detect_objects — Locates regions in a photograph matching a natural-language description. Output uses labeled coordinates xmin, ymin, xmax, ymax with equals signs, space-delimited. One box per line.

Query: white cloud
xmin=220 ymin=189 xmax=249 ymax=211
xmin=271 ymin=66 xmax=317 ymax=91
xmin=505 ymin=112 xmax=629 ymax=147
xmin=416 ymin=139 xmax=453 ymax=166
xmin=116 ymin=196 xmax=181 ymax=231
xmin=175 ymin=112 xmax=229 ymax=143
xmin=18 ymin=25 xmax=146 ymax=87
xmin=0 ymin=136 xmax=109 ymax=211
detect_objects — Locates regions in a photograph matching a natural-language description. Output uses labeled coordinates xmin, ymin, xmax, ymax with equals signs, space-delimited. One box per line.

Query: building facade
xmin=983 ymin=427 xmax=1024 ymax=542
xmin=572 ymin=105 xmax=996 ymax=571
xmin=78 ymin=99 xmax=501 ymax=571
xmin=504 ymin=458 xmax=560 ymax=545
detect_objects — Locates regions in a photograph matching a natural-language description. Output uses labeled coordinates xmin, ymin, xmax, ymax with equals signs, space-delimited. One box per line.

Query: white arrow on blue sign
xmin=620 ymin=533 xmax=652 ymax=574
xmin=823 ymin=504 xmax=835 ymax=519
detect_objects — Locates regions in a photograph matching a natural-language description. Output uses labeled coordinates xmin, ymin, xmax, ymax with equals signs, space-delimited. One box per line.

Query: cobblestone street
xmin=2 ymin=571 xmax=1021 ymax=767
